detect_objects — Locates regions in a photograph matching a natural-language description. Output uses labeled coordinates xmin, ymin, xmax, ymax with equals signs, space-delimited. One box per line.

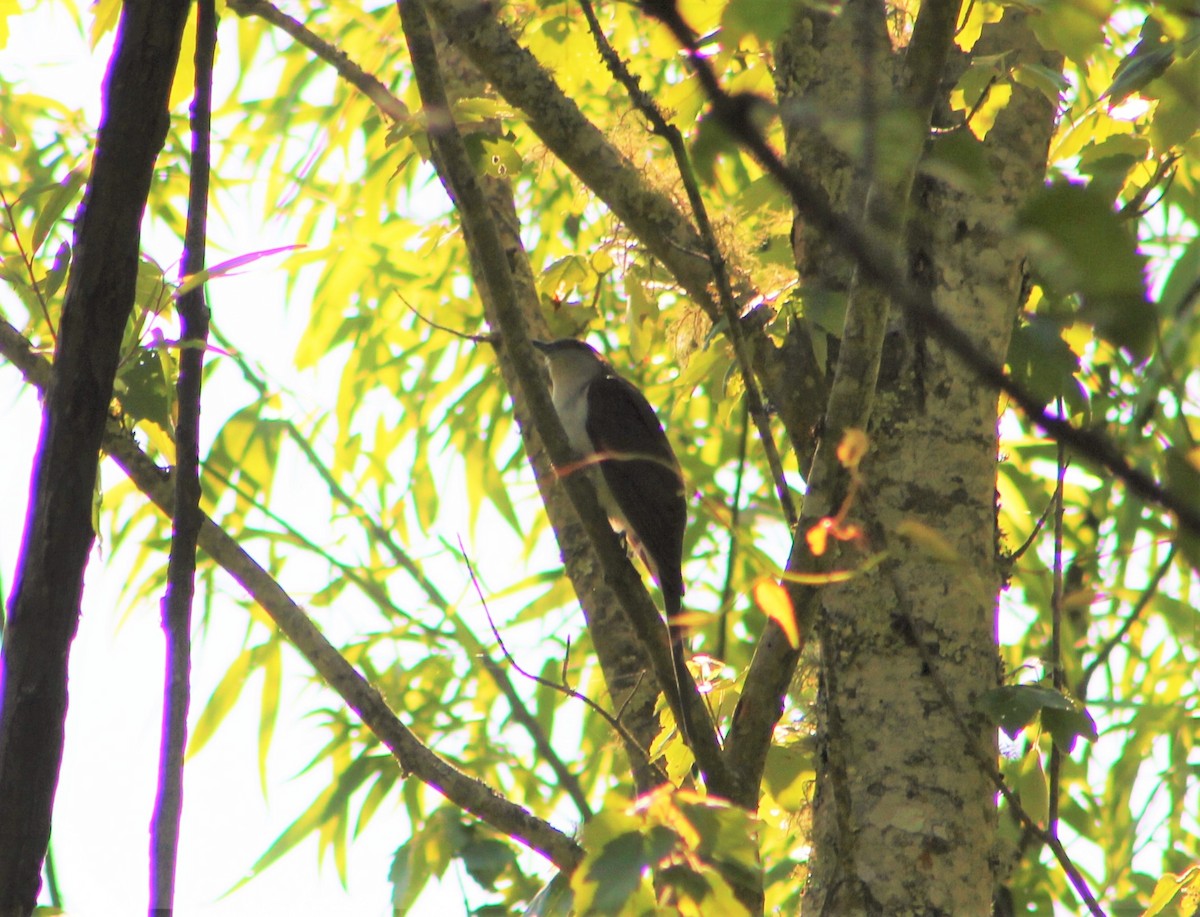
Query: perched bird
xmin=531 ymin=339 xmax=690 ymax=719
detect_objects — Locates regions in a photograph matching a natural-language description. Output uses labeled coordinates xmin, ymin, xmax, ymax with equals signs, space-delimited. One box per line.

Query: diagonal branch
xmin=226 ymin=0 xmax=408 ymax=121
xmin=394 ymin=0 xmax=731 ymax=789
xmin=577 ymin=0 xmax=798 ymax=531
xmin=418 ymin=0 xmax=827 ymax=462
xmin=0 ymin=316 xmax=584 ymax=874
xmin=225 ymin=0 xmax=678 ymax=787
xmin=206 ymin=324 xmax=601 ymax=821
xmin=643 ymin=1 xmax=1200 ymax=539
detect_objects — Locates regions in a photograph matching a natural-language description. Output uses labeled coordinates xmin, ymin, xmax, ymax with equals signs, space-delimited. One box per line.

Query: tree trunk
xmin=792 ymin=11 xmax=1060 ymax=914
xmin=0 ymin=3 xmax=189 ymax=913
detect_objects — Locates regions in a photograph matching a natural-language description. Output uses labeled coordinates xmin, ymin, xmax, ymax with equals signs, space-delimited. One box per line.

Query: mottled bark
xmin=429 ymin=20 xmax=669 ymax=790
xmin=799 ymin=11 xmax=1060 ymax=915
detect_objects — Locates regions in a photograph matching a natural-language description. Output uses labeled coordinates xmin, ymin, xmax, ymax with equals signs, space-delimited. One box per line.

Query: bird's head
xmin=531 ymin=338 xmax=608 ymax=392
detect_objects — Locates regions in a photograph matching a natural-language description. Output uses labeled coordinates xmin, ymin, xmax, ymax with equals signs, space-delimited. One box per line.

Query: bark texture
xmin=792 ymin=11 xmax=1061 ymax=915
xmin=430 ymin=23 xmax=669 ymax=789
xmin=0 ymin=3 xmax=189 ymax=913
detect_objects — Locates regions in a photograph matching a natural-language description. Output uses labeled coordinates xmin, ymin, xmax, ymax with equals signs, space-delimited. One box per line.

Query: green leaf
xmin=1006 ymin=315 xmax=1087 ymax=413
xmin=114 ymin=346 xmax=176 ymax=431
xmin=42 ymin=240 xmax=71 ymax=302
xmin=721 ymin=0 xmax=802 ymax=44
xmin=658 ymin=863 xmax=712 ymax=903
xmin=257 ymin=637 xmax=281 ymax=796
xmin=459 ymin=837 xmax=515 ymax=890
xmin=978 ymin=684 xmax=1077 ymax=738
xmin=1018 ymin=182 xmax=1151 ymax=358
xmin=354 ymin=769 xmax=396 ymax=838
xmin=763 ymin=741 xmax=815 ymax=812
xmin=1042 ymin=702 xmax=1098 ymax=753
xmin=188 ymin=645 xmax=254 ymax=759
xmin=1015 ymin=752 xmax=1049 ymax=825
xmin=1142 ymin=866 xmax=1200 ymax=917
xmin=1165 ymin=447 xmax=1200 ymax=570
xmin=1105 ymin=16 xmax=1175 ymax=105
xmin=1158 ymin=233 xmax=1200 ymax=316
xmin=1147 ymin=41 xmax=1200 ymax=151
xmin=1026 ymin=0 xmax=1114 ymax=66
xmin=677 ymin=797 xmax=761 ymax=880
xmin=389 ymin=807 xmax=467 ymax=911
xmin=29 ymin=167 xmax=85 ymax=255
xmin=389 ymin=840 xmax=422 ymax=913
xmin=1077 ymin=135 xmax=1151 ymax=203
xmin=585 ymin=831 xmax=647 ymax=913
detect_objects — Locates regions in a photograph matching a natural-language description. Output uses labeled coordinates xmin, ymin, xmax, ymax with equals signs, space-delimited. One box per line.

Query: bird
xmin=531 ymin=338 xmax=690 ymax=726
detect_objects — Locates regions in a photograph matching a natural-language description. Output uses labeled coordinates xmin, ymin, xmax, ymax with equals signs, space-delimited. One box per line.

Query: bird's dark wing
xmin=585 ymin=373 xmax=687 ymax=606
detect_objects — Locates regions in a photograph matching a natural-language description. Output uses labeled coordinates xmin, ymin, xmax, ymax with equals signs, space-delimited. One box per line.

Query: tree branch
xmin=577 ymin=0 xmax=798 ymax=531
xmin=0 ymin=3 xmax=191 ymax=911
xmin=0 ymin=316 xmax=585 ymax=875
xmin=226 ymin=0 xmax=408 ymax=121
xmin=395 ymin=0 xmax=731 ymax=789
xmin=150 ymin=0 xmax=216 ymax=909
xmin=643 ymin=2 xmax=1200 ymax=539
xmin=191 ymin=326 xmax=596 ymax=824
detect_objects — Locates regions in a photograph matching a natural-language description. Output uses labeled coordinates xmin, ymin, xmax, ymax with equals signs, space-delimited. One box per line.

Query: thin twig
xmin=455 ymin=540 xmax=601 ymax=815
xmin=397 ymin=291 xmax=498 ymax=344
xmin=149 ymin=1 xmax=215 ymax=909
xmin=0 ymin=313 xmax=584 ymax=870
xmin=203 ymin=324 xmax=603 ymax=815
xmin=0 ymin=187 xmax=57 ymax=343
xmin=578 ymin=0 xmax=798 ymax=530
xmin=1118 ymin=153 xmax=1178 ymax=219
xmin=1076 ymin=547 xmax=1175 ymax=701
xmin=1007 ymin=493 xmax=1057 ymax=566
xmin=932 ymin=74 xmax=999 ymax=135
xmin=716 ymin=400 xmax=750 ymax=661
xmin=1047 ymin=422 xmax=1067 ymax=842
xmin=458 ymin=537 xmax=664 ymax=787
xmin=227 ymin=0 xmax=408 ymax=121
xmin=642 ymin=0 xmax=1200 ymax=538
xmin=397 ymin=0 xmax=731 ymax=791
xmin=201 ymin=464 xmax=447 ymax=636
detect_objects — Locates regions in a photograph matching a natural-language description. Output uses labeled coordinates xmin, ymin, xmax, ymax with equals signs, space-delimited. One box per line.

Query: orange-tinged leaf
xmin=1142 ymin=866 xmax=1200 ymax=917
xmin=837 ymin=428 xmax=869 ymax=469
xmin=754 ymin=579 xmax=800 ymax=648
xmin=806 ymin=518 xmax=830 ymax=556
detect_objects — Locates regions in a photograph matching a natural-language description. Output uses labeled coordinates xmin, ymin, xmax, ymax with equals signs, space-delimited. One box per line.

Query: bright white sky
xmin=0 ymin=4 xmax=468 ymax=914
xmin=3 ymin=3 xmax=1197 ymax=916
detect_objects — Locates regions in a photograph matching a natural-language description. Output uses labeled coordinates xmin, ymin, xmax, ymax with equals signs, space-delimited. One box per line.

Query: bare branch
xmin=0 ymin=3 xmax=191 ymax=909
xmin=226 ymin=0 xmax=408 ymax=121
xmin=395 ymin=0 xmax=732 ymax=791
xmin=577 ymin=0 xmax=798 ymax=531
xmin=458 ymin=537 xmax=663 ymax=801
xmin=0 ymin=316 xmax=585 ymax=874
xmin=150 ymin=0 xmax=217 ymax=907
xmin=645 ymin=1 xmax=1200 ymax=539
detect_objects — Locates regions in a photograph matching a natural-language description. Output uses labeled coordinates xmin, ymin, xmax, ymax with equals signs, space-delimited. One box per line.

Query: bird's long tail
xmin=664 ymin=589 xmax=692 ymax=744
